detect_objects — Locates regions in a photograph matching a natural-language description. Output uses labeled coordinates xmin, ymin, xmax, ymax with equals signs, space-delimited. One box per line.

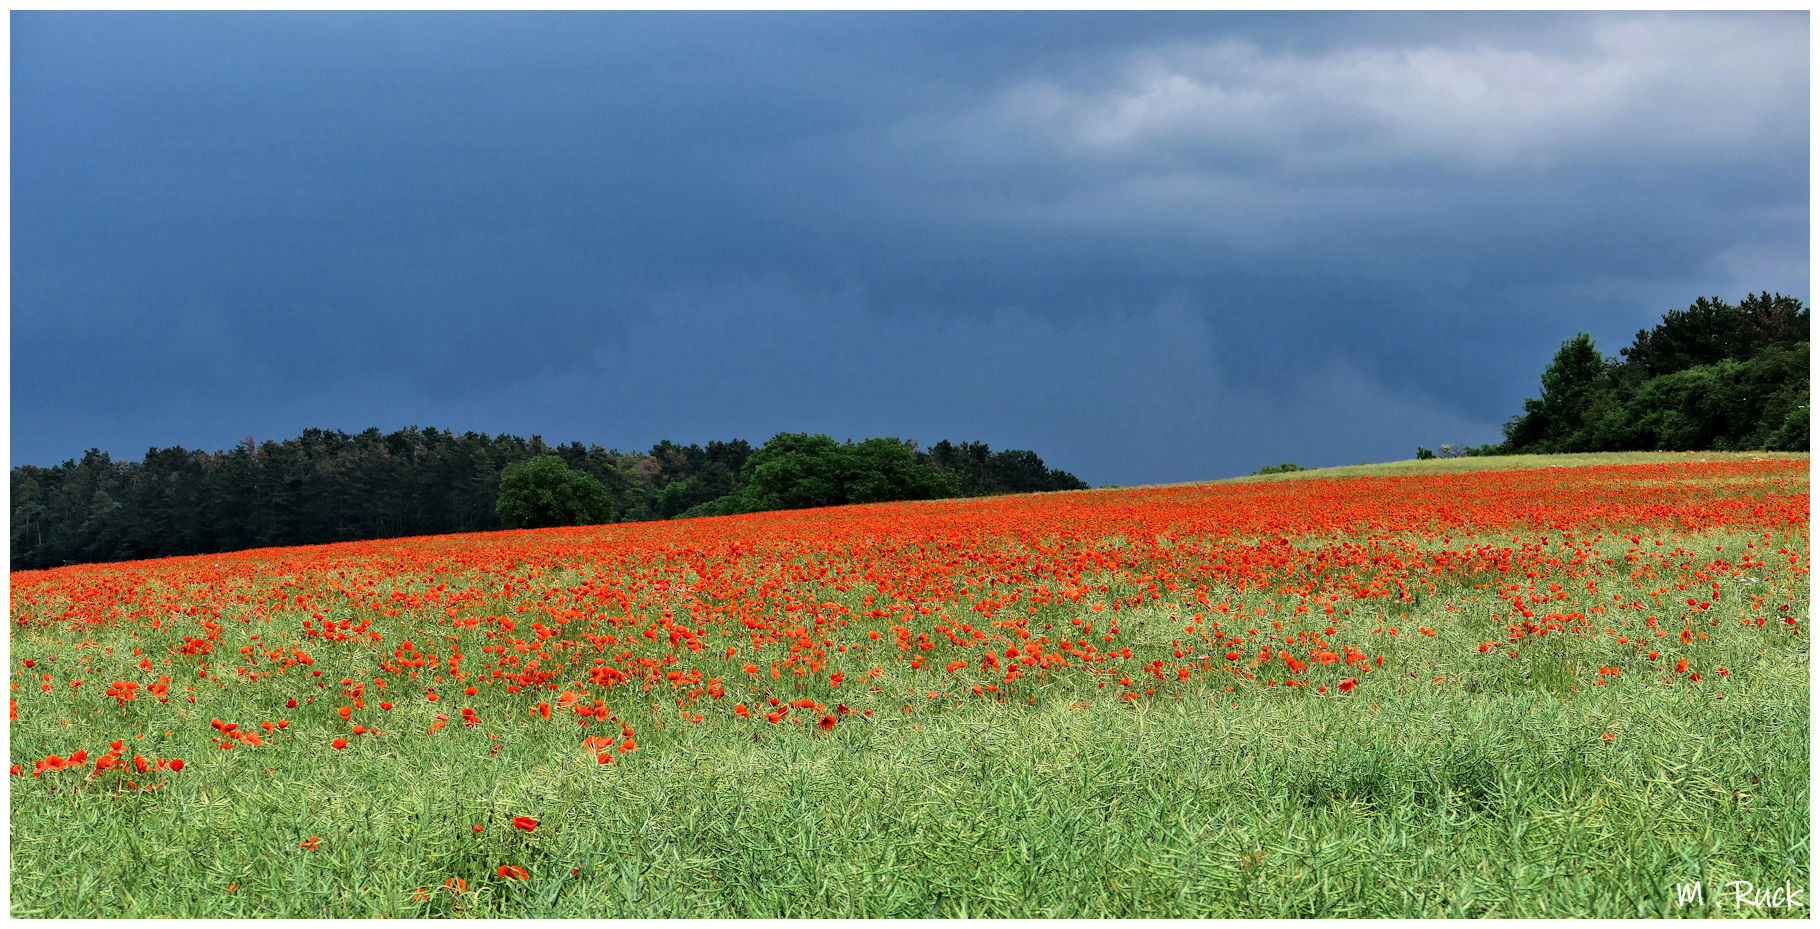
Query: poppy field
xmin=9 ymin=452 xmax=1810 ymax=917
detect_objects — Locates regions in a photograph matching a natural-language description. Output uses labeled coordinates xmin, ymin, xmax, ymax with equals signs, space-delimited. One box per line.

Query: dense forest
xmin=1420 ymin=292 xmax=1808 ymax=460
xmin=10 ymin=431 xmax=1086 ymax=570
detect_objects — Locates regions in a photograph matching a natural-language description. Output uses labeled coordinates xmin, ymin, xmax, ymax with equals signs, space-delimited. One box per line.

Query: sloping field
xmin=9 ymin=453 xmax=1809 ymax=917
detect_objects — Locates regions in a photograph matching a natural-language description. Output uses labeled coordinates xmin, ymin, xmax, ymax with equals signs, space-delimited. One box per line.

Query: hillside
xmin=11 ymin=452 xmax=1808 ymax=916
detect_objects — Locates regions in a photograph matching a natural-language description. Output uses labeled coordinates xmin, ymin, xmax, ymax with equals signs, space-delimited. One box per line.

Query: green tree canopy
xmin=495 ymin=455 xmax=616 ymax=530
xmin=732 ymin=433 xmax=850 ymax=512
xmin=843 ymin=437 xmax=958 ymax=503
xmin=1736 ymin=291 xmax=1809 ymax=356
xmin=1503 ymin=332 xmax=1613 ymax=454
xmin=8 ymin=425 xmax=1084 ymax=568
xmin=925 ymin=439 xmax=1088 ymax=495
xmin=1619 ymin=292 xmax=1809 ymax=380
xmin=1618 ymin=297 xmax=1743 ymax=379
xmin=1493 ymin=293 xmax=1808 ymax=457
xmin=725 ymin=433 xmax=961 ymax=514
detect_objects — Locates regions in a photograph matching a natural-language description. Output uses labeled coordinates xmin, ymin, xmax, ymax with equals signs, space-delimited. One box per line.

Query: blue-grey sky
xmin=12 ymin=12 xmax=1809 ymax=485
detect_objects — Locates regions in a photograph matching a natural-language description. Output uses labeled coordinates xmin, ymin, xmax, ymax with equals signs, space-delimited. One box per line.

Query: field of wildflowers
xmin=9 ymin=453 xmax=1808 ymax=917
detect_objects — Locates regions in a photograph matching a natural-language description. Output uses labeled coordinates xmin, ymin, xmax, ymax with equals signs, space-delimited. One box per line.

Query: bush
xmin=495 ymin=456 xmax=616 ymax=529
xmin=675 ymin=495 xmax=746 ymax=520
xmin=728 ymin=433 xmax=850 ymax=512
xmin=727 ymin=434 xmax=960 ymax=513
xmin=843 ymin=437 xmax=958 ymax=504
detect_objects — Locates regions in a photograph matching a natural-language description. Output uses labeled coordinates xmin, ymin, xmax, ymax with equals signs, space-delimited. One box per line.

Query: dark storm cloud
xmin=11 ymin=12 xmax=1807 ymax=485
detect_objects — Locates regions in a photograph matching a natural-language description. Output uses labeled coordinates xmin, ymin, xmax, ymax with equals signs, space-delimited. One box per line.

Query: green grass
xmin=13 ymin=659 xmax=1806 ymax=917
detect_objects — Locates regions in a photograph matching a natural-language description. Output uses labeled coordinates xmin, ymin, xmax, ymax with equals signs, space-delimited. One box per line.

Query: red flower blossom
xmin=4 ymin=454 xmax=1803 ymax=839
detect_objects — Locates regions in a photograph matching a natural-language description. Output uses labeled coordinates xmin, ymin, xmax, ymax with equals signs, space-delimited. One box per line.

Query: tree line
xmin=1419 ymin=292 xmax=1808 ymax=460
xmin=11 ymin=430 xmax=1086 ymax=569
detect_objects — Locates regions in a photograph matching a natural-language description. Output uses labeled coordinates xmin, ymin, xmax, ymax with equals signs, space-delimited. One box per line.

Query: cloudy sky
xmin=12 ymin=12 xmax=1809 ymax=485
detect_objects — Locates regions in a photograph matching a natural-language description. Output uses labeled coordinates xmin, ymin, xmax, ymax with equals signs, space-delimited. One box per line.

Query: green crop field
xmin=9 ymin=452 xmax=1809 ymax=917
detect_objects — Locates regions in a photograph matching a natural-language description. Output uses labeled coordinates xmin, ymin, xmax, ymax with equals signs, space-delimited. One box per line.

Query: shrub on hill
xmin=495 ymin=456 xmax=616 ymax=529
xmin=701 ymin=433 xmax=959 ymax=515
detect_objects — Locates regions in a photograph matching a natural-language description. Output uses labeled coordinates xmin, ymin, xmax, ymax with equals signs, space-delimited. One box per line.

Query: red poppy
xmin=512 ymin=816 xmax=538 ymax=832
xmin=498 ymin=864 xmax=529 ymax=880
xmin=332 ymin=738 xmax=348 ymax=749
xmin=1338 ymin=678 xmax=1357 ymax=692
xmin=818 ymin=715 xmax=836 ymax=731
